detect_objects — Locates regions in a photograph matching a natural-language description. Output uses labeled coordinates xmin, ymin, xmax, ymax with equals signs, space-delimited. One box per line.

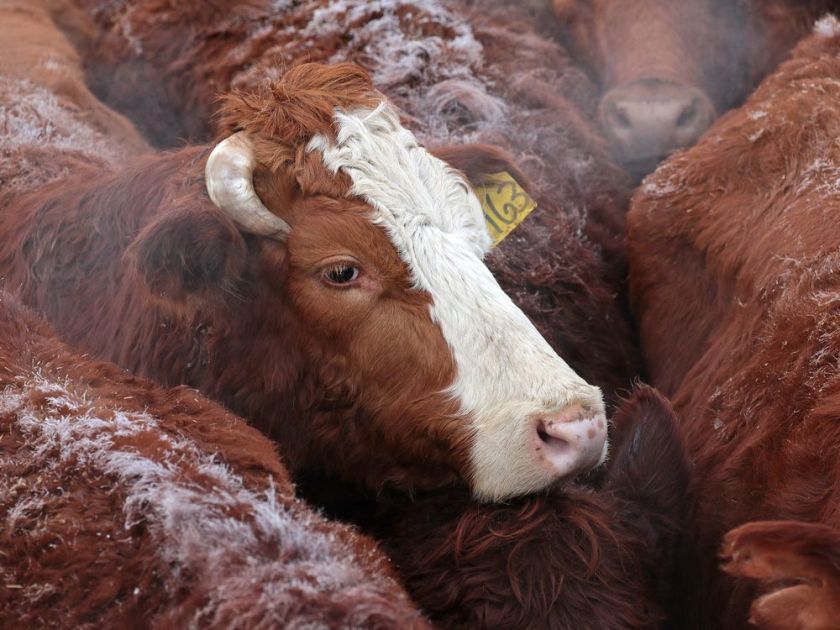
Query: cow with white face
xmin=0 ymin=63 xmax=606 ymax=501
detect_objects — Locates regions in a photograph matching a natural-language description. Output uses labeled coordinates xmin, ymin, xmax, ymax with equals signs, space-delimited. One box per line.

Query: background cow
xmin=0 ymin=290 xmax=427 ymax=628
xmin=627 ymin=19 xmax=840 ymax=629
xmin=553 ymin=0 xmax=840 ymax=174
xmin=0 ymin=0 xmax=148 ymax=194
xmin=56 ymin=0 xmax=643 ymax=402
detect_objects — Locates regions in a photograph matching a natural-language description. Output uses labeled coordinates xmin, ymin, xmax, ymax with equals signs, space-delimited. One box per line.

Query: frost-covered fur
xmin=0 ymin=0 xmax=147 ymax=196
xmin=0 ymin=291 xmax=426 ymax=628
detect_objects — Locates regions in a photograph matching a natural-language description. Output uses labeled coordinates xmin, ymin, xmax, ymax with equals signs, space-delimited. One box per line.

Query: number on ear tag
xmin=474 ymin=172 xmax=537 ymax=247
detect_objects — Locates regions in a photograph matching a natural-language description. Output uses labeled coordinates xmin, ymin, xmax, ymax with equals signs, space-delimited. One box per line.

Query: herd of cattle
xmin=2 ymin=0 xmax=840 ymax=628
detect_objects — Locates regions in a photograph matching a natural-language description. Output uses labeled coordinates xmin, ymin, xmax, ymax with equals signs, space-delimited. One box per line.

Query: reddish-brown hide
xmin=0 ymin=291 xmax=427 ymax=629
xmin=627 ymin=22 xmax=840 ymax=629
xmin=60 ymin=0 xmax=642 ymax=402
xmin=553 ymin=0 xmax=840 ymax=174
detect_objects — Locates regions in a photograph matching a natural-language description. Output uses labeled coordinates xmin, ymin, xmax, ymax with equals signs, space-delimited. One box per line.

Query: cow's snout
xmin=599 ymin=79 xmax=715 ymax=175
xmin=533 ymin=405 xmax=607 ymax=479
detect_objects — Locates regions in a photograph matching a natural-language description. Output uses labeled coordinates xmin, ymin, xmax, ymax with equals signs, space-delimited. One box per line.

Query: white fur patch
xmin=814 ymin=15 xmax=840 ymax=37
xmin=310 ymin=103 xmax=605 ymax=501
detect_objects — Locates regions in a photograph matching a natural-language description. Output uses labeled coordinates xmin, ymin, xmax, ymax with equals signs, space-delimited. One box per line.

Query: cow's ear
xmin=126 ymin=202 xmax=249 ymax=313
xmin=431 ymin=143 xmax=535 ymax=197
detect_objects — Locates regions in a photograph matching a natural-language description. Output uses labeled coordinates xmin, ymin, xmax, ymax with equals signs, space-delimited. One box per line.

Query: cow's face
xmin=145 ymin=64 xmax=608 ymax=501
xmin=554 ymin=0 xmax=739 ymax=175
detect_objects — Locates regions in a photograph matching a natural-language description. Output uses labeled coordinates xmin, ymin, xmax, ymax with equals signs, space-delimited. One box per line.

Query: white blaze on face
xmin=309 ymin=102 xmax=607 ymax=501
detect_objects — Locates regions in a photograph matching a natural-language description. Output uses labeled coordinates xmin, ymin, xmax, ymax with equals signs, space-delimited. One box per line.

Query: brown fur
xmin=0 ymin=290 xmax=427 ymax=628
xmin=627 ymin=23 xmax=840 ymax=629
xmin=0 ymin=0 xmax=148 ymax=195
xmin=60 ymin=0 xmax=642 ymax=403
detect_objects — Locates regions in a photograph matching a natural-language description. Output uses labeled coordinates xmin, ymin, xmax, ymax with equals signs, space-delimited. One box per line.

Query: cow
xmin=552 ymin=0 xmax=840 ymax=174
xmin=0 ymin=0 xmax=148 ymax=194
xmin=1 ymin=60 xmax=617 ymax=506
xmin=59 ymin=0 xmax=643 ymax=400
xmin=627 ymin=18 xmax=840 ymax=629
xmin=0 ymin=290 xmax=427 ymax=628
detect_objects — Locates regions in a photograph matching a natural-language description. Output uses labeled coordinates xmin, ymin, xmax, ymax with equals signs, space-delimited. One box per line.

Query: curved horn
xmin=205 ymin=131 xmax=291 ymax=238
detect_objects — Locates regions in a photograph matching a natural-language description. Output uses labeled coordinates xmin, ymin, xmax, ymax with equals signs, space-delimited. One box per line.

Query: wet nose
xmin=533 ymin=404 xmax=607 ymax=479
xmin=599 ymin=80 xmax=716 ymax=175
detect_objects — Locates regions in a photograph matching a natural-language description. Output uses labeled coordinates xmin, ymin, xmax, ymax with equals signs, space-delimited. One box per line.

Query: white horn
xmin=205 ymin=131 xmax=291 ymax=238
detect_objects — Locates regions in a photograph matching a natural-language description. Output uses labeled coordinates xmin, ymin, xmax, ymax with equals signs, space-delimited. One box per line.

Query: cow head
xmin=130 ymin=63 xmax=607 ymax=502
xmin=552 ymin=0 xmax=815 ymax=175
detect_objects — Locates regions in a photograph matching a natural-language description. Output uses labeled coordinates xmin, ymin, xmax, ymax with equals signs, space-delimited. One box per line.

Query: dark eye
xmin=322 ymin=263 xmax=360 ymax=287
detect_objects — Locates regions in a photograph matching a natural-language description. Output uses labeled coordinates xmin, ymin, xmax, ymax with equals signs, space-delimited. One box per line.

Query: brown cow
xmin=553 ymin=0 xmax=840 ymax=174
xmin=627 ymin=18 xmax=840 ymax=629
xmin=1 ymin=61 xmax=614 ymax=505
xmin=0 ymin=0 xmax=148 ymax=193
xmin=0 ymin=290 xmax=427 ymax=628
xmin=59 ymin=0 xmax=642 ymax=400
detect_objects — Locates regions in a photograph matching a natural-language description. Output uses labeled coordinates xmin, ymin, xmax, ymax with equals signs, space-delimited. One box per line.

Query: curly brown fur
xmin=355 ymin=386 xmax=691 ymax=629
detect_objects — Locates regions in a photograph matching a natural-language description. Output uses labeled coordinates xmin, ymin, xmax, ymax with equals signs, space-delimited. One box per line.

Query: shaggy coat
xmin=62 ymin=0 xmax=642 ymax=401
xmin=0 ymin=291 xmax=426 ymax=629
xmin=627 ymin=20 xmax=840 ymax=629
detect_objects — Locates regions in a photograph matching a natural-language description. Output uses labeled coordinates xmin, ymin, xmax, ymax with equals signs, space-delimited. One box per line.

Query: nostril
xmin=611 ymin=103 xmax=632 ymax=129
xmin=537 ymin=419 xmax=570 ymax=450
xmin=676 ymin=101 xmax=699 ymax=128
xmin=533 ymin=409 xmax=607 ymax=479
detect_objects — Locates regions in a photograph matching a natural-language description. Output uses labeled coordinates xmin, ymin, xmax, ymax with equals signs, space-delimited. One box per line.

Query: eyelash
xmin=321 ymin=263 xmax=361 ymax=287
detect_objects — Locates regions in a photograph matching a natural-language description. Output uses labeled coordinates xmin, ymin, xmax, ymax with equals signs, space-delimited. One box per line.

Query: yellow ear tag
xmin=474 ymin=172 xmax=537 ymax=247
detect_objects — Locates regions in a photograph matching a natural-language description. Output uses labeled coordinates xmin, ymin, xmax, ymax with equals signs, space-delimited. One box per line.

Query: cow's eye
xmin=321 ymin=263 xmax=361 ymax=287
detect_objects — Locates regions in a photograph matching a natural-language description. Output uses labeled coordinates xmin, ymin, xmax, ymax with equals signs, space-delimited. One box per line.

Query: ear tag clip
xmin=474 ymin=172 xmax=537 ymax=247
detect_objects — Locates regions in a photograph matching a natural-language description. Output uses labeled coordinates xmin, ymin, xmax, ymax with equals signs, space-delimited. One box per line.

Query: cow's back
xmin=0 ymin=0 xmax=147 ymax=197
xmin=628 ymin=20 xmax=840 ymax=628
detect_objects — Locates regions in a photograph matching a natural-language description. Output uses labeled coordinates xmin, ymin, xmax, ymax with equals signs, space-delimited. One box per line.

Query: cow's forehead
xmin=307 ymin=102 xmax=492 ymax=260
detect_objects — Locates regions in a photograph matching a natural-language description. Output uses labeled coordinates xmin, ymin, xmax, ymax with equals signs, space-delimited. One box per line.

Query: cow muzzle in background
xmin=599 ymin=78 xmax=716 ymax=176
